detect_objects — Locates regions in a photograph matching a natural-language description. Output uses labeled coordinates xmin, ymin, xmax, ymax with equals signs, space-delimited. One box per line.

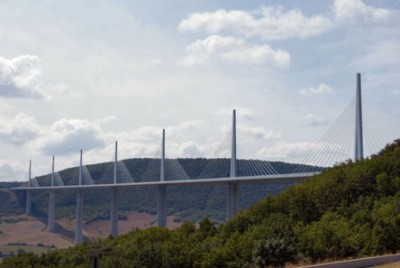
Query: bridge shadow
xmin=32 ymin=215 xmax=80 ymax=245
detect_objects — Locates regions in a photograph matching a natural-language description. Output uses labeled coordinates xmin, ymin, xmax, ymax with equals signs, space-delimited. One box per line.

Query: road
xmin=301 ymin=253 xmax=400 ymax=268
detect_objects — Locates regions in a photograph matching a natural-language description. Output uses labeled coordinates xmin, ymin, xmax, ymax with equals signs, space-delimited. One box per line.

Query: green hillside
xmin=4 ymin=159 xmax=316 ymax=222
xmin=2 ymin=140 xmax=400 ymax=267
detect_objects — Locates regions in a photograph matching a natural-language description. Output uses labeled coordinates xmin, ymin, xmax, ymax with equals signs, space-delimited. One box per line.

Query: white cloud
xmin=185 ymin=35 xmax=243 ymax=54
xmin=219 ymin=107 xmax=256 ymax=121
xmin=181 ymin=35 xmax=290 ymax=68
xmin=172 ymin=120 xmax=205 ymax=133
xmin=0 ymin=162 xmax=26 ymax=182
xmin=257 ymin=141 xmax=315 ymax=159
xmin=221 ymin=45 xmax=290 ymax=68
xmin=352 ymin=40 xmax=400 ymax=70
xmin=305 ymin=113 xmax=329 ymax=126
xmin=0 ymin=111 xmax=42 ymax=146
xmin=0 ymin=55 xmax=45 ymax=99
xmin=176 ymin=141 xmax=203 ymax=158
xmin=333 ymin=0 xmax=392 ymax=22
xmin=299 ymin=83 xmax=334 ymax=95
xmin=97 ymin=115 xmax=118 ymax=124
xmin=178 ymin=7 xmax=332 ymax=40
xmin=238 ymin=125 xmax=281 ymax=141
xmin=35 ymin=119 xmax=106 ymax=155
xmin=180 ymin=35 xmax=243 ymax=66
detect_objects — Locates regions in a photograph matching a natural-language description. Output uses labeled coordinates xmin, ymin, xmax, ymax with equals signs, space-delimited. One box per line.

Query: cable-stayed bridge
xmin=12 ymin=73 xmax=396 ymax=244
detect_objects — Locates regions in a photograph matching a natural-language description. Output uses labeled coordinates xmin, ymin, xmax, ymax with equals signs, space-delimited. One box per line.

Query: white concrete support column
xmin=227 ymin=109 xmax=239 ymax=220
xmin=110 ymin=141 xmax=119 ymax=237
xmin=75 ymin=189 xmax=83 ymax=244
xmin=227 ymin=183 xmax=238 ymax=219
xmin=355 ymin=73 xmax=364 ymax=161
xmin=157 ymin=129 xmax=167 ymax=227
xmin=110 ymin=188 xmax=118 ymax=236
xmin=26 ymin=160 xmax=32 ymax=215
xmin=157 ymin=185 xmax=167 ymax=227
xmin=48 ymin=189 xmax=56 ymax=232
xmin=75 ymin=150 xmax=84 ymax=244
xmin=48 ymin=156 xmax=56 ymax=232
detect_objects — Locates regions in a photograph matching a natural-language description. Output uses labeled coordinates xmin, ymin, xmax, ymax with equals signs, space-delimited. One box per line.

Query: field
xmin=0 ymin=211 xmax=182 ymax=256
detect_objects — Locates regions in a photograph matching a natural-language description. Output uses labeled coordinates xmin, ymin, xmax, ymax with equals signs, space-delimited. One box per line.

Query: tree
xmin=251 ymin=238 xmax=295 ymax=268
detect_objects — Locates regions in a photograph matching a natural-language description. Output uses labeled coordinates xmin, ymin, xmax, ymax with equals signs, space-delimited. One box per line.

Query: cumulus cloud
xmin=299 ymin=83 xmax=334 ymax=95
xmin=221 ymin=45 xmax=290 ymax=67
xmin=333 ymin=0 xmax=392 ymax=22
xmin=179 ymin=7 xmax=332 ymax=40
xmin=172 ymin=120 xmax=205 ymax=133
xmin=97 ymin=115 xmax=118 ymax=124
xmin=352 ymin=40 xmax=400 ymax=70
xmin=0 ymin=55 xmax=45 ymax=99
xmin=238 ymin=125 xmax=281 ymax=140
xmin=219 ymin=107 xmax=256 ymax=121
xmin=176 ymin=141 xmax=203 ymax=157
xmin=181 ymin=35 xmax=290 ymax=68
xmin=257 ymin=141 xmax=315 ymax=159
xmin=305 ymin=113 xmax=329 ymax=126
xmin=0 ymin=102 xmax=42 ymax=146
xmin=36 ymin=119 xmax=106 ymax=155
xmin=0 ymin=162 xmax=26 ymax=182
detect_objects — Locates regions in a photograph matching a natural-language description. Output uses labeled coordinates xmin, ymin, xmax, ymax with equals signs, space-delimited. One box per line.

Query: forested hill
xmin=2 ymin=139 xmax=400 ymax=267
xmin=2 ymin=159 xmax=319 ymax=222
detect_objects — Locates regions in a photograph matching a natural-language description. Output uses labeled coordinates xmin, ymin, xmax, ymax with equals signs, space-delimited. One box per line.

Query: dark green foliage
xmin=251 ymin=238 xmax=295 ymax=268
xmin=0 ymin=189 xmax=24 ymax=216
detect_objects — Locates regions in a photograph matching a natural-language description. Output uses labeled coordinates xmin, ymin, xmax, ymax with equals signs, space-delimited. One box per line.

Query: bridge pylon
xmin=157 ymin=129 xmax=167 ymax=227
xmin=355 ymin=73 xmax=364 ymax=161
xmin=110 ymin=141 xmax=118 ymax=237
xmin=110 ymin=141 xmax=119 ymax=237
xmin=227 ymin=109 xmax=239 ymax=220
xmin=47 ymin=155 xmax=56 ymax=232
xmin=75 ymin=149 xmax=84 ymax=244
xmin=25 ymin=160 xmax=32 ymax=215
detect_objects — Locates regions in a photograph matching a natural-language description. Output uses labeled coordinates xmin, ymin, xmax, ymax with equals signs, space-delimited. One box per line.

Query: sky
xmin=0 ymin=0 xmax=399 ymax=182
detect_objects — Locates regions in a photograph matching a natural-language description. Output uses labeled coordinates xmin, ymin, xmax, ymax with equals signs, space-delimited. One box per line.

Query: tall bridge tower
xmin=355 ymin=73 xmax=364 ymax=161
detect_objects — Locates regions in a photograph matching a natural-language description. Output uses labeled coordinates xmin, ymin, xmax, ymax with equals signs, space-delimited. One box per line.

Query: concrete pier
xmin=48 ymin=156 xmax=56 ymax=232
xmin=48 ymin=189 xmax=56 ymax=232
xmin=25 ymin=160 xmax=32 ymax=215
xmin=227 ymin=182 xmax=238 ymax=219
xmin=110 ymin=188 xmax=119 ymax=236
xmin=157 ymin=185 xmax=167 ymax=227
xmin=75 ymin=189 xmax=83 ymax=244
xmin=110 ymin=142 xmax=119 ymax=237
xmin=75 ymin=150 xmax=84 ymax=244
xmin=25 ymin=190 xmax=31 ymax=215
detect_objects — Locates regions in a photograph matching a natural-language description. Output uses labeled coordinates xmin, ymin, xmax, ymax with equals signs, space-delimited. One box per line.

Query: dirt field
xmin=0 ymin=215 xmax=73 ymax=248
xmin=81 ymin=211 xmax=182 ymax=240
xmin=0 ymin=211 xmax=182 ymax=250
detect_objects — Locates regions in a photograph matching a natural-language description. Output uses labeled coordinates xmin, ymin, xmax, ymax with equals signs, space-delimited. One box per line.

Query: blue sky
xmin=0 ymin=0 xmax=399 ymax=181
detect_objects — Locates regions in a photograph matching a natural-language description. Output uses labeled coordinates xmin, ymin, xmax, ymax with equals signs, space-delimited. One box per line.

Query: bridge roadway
xmin=12 ymin=172 xmax=319 ymax=191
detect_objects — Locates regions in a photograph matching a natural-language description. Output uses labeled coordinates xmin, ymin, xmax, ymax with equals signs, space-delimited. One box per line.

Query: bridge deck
xmin=12 ymin=172 xmax=319 ymax=191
